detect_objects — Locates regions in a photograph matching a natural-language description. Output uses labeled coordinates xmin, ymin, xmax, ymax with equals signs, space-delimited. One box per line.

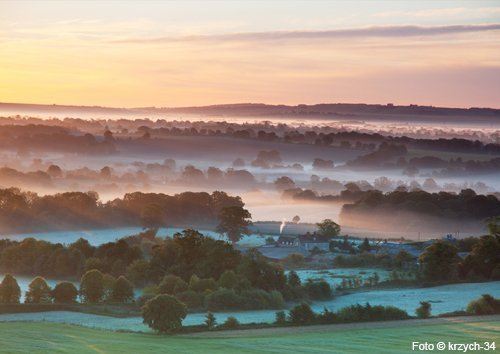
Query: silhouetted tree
xmin=205 ymin=311 xmax=217 ymax=329
xmin=419 ymin=241 xmax=459 ymax=281
xmin=0 ymin=274 xmax=20 ymax=303
xmin=110 ymin=275 xmax=134 ymax=303
xmin=316 ymin=219 xmax=341 ymax=239
xmin=51 ymin=282 xmax=78 ymax=303
xmin=80 ymin=269 xmax=104 ymax=303
xmin=25 ymin=276 xmax=51 ymax=303
xmin=416 ymin=301 xmax=431 ymax=318
xmin=216 ymin=206 xmax=252 ymax=244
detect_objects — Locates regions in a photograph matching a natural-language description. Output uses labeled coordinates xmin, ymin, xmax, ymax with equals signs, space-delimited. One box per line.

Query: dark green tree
xmin=51 ymin=282 xmax=78 ymax=303
xmin=316 ymin=219 xmax=341 ymax=239
xmin=419 ymin=241 xmax=459 ymax=281
xmin=466 ymin=294 xmax=500 ymax=315
xmin=289 ymin=303 xmax=315 ymax=325
xmin=158 ymin=274 xmax=188 ymax=295
xmin=80 ymin=269 xmax=104 ymax=303
xmin=222 ymin=316 xmax=240 ymax=329
xmin=205 ymin=311 xmax=217 ymax=329
xmin=416 ymin=301 xmax=431 ymax=318
xmin=464 ymin=234 xmax=500 ymax=279
xmin=0 ymin=274 xmax=21 ymax=303
xmin=360 ymin=237 xmax=371 ymax=252
xmin=216 ymin=206 xmax=252 ymax=244
xmin=125 ymin=259 xmax=150 ymax=287
xmin=110 ymin=276 xmax=134 ymax=303
xmin=140 ymin=203 xmax=165 ymax=229
xmin=275 ymin=310 xmax=287 ymax=325
xmin=142 ymin=295 xmax=187 ymax=333
xmin=25 ymin=276 xmax=51 ymax=303
xmin=217 ymin=270 xmax=239 ymax=289
xmin=287 ymin=270 xmax=301 ymax=288
xmin=486 ymin=216 xmax=500 ymax=238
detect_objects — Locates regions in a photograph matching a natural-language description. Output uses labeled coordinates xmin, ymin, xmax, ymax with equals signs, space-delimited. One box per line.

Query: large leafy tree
xmin=140 ymin=203 xmax=165 ymax=229
xmin=0 ymin=274 xmax=21 ymax=303
xmin=316 ymin=219 xmax=341 ymax=239
xmin=110 ymin=275 xmax=134 ymax=303
xmin=25 ymin=276 xmax=51 ymax=303
xmin=80 ymin=269 xmax=104 ymax=303
xmin=51 ymin=282 xmax=78 ymax=303
xmin=142 ymin=295 xmax=187 ymax=333
xmin=461 ymin=218 xmax=500 ymax=280
xmin=487 ymin=216 xmax=500 ymax=238
xmin=216 ymin=206 xmax=252 ymax=244
xmin=419 ymin=241 xmax=459 ymax=281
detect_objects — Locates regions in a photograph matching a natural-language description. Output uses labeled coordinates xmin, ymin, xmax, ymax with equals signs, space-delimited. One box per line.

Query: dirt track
xmin=186 ymin=315 xmax=500 ymax=338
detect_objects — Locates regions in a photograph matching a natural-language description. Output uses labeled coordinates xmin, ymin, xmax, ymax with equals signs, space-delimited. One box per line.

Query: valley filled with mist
xmin=0 ymin=102 xmax=499 ymax=239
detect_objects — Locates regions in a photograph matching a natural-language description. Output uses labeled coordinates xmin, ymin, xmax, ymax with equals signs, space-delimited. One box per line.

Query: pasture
xmin=0 ymin=316 xmax=498 ymax=353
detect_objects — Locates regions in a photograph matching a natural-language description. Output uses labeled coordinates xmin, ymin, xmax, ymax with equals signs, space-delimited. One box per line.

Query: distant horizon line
xmin=1 ymin=100 xmax=499 ymax=111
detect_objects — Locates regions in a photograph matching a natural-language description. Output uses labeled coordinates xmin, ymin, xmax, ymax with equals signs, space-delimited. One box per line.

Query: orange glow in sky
xmin=1 ymin=1 xmax=499 ymax=108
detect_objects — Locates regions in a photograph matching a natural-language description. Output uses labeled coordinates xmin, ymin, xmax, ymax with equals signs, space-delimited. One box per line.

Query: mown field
xmin=1 ymin=317 xmax=498 ymax=354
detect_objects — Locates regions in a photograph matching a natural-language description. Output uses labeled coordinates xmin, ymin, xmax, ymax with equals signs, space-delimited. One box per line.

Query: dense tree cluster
xmin=418 ymin=223 xmax=500 ymax=282
xmin=0 ymin=124 xmax=115 ymax=154
xmin=341 ymin=189 xmax=500 ymax=224
xmin=0 ymin=188 xmax=242 ymax=233
xmin=137 ymin=231 xmax=332 ymax=311
xmin=346 ymin=143 xmax=408 ymax=169
xmin=0 ymin=237 xmax=141 ymax=278
xmin=0 ymin=229 xmax=333 ymax=312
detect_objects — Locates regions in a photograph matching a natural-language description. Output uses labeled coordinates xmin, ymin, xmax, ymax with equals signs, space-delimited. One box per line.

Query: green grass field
xmin=0 ymin=319 xmax=498 ymax=354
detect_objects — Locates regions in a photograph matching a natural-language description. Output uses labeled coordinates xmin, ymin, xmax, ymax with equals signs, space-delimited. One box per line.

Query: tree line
xmin=0 ymin=271 xmax=133 ymax=304
xmin=0 ymin=187 xmax=243 ymax=233
xmin=341 ymin=189 xmax=500 ymax=223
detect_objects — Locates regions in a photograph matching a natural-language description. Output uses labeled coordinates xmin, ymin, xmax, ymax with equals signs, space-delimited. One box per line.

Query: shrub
xmin=467 ymin=294 xmax=500 ymax=315
xmin=205 ymin=311 xmax=217 ymax=329
xmin=289 ymin=303 xmax=315 ymax=325
xmin=205 ymin=288 xmax=242 ymax=311
xmin=318 ymin=307 xmax=336 ymax=324
xmin=275 ymin=311 xmax=287 ymax=325
xmin=337 ymin=303 xmax=409 ymax=322
xmin=239 ymin=288 xmax=284 ymax=310
xmin=282 ymin=253 xmax=305 ymax=268
xmin=222 ymin=316 xmax=239 ymax=329
xmin=416 ymin=301 xmax=431 ymax=318
xmin=304 ymin=279 xmax=332 ymax=300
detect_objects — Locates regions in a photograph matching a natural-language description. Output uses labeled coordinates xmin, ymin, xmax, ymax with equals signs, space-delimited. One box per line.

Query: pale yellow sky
xmin=1 ymin=1 xmax=500 ymax=108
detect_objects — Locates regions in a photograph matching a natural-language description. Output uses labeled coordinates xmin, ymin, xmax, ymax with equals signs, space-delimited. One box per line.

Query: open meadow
xmin=0 ymin=316 xmax=498 ymax=354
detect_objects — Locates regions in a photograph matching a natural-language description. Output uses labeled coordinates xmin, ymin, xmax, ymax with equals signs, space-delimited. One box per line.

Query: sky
xmin=1 ymin=0 xmax=500 ymax=108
